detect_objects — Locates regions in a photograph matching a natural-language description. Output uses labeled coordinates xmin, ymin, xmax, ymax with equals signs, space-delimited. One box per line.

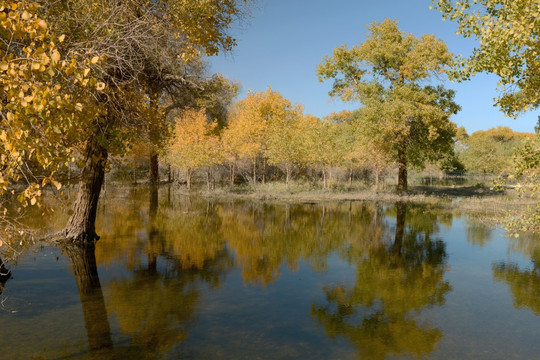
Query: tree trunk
xmin=322 ymin=166 xmax=327 ymax=189
xmin=349 ymin=165 xmax=353 ymax=187
xmin=286 ymin=165 xmax=291 ymax=188
xmin=375 ymin=169 xmax=380 ymax=191
xmin=66 ymin=243 xmax=113 ymax=354
xmin=168 ymin=164 xmax=172 ymax=183
xmin=230 ymin=162 xmax=235 ymax=186
xmin=63 ymin=139 xmax=108 ymax=242
xmin=206 ymin=168 xmax=211 ymax=191
xmin=262 ymin=158 xmax=267 ymax=184
xmin=186 ymin=168 xmax=192 ymax=190
xmin=150 ymin=153 xmax=159 ymax=185
xmin=252 ymin=158 xmax=257 ymax=185
xmin=397 ymin=148 xmax=408 ymax=194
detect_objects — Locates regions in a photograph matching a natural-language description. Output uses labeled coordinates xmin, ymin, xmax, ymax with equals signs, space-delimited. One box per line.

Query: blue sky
xmin=208 ymin=0 xmax=538 ymax=134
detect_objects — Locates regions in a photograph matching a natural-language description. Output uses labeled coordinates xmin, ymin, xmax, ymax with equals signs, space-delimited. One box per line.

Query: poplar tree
xmin=318 ymin=19 xmax=459 ymax=193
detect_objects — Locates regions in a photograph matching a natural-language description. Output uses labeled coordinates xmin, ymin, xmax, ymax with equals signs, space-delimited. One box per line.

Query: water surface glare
xmin=0 ymin=186 xmax=538 ymax=359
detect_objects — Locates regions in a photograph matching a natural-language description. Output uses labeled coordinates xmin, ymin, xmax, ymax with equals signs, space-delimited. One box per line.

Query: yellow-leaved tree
xmin=222 ymin=87 xmax=291 ymax=185
xmin=167 ymin=108 xmax=221 ymax=190
xmin=23 ymin=0 xmax=252 ymax=242
xmin=0 ymin=1 xmax=99 ymax=240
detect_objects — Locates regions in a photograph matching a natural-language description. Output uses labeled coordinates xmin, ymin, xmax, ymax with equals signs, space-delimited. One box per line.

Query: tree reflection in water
xmin=96 ymin=186 xmax=233 ymax=358
xmin=311 ymin=202 xmax=451 ymax=360
xmin=65 ymin=242 xmax=114 ymax=358
xmin=492 ymin=233 xmax=540 ymax=316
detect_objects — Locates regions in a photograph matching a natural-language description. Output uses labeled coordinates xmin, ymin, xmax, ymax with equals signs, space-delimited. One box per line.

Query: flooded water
xmin=0 ymin=186 xmax=538 ymax=359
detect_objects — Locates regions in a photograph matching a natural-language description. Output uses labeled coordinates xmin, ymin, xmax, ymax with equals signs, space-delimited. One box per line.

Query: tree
xmin=459 ymin=127 xmax=530 ymax=175
xmin=317 ymin=19 xmax=460 ymax=193
xmin=264 ymin=98 xmax=304 ymax=186
xmin=433 ymin=0 xmax=540 ymax=115
xmin=434 ymin=1 xmax=539 ymax=232
xmin=31 ymin=0 xmax=250 ymax=242
xmin=302 ymin=115 xmax=349 ymax=188
xmin=222 ymin=87 xmax=291 ymax=185
xmin=0 ymin=1 xmax=97 ymax=233
xmin=167 ymin=108 xmax=222 ymax=190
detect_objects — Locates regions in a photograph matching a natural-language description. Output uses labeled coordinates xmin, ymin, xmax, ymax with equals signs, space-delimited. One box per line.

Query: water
xmin=0 ymin=186 xmax=538 ymax=359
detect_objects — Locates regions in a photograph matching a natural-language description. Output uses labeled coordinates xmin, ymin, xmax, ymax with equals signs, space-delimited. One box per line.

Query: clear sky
xmin=208 ymin=0 xmax=538 ymax=134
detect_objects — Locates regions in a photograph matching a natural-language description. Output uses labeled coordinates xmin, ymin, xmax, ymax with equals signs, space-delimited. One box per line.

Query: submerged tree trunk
xmin=66 ymin=242 xmax=113 ymax=354
xmin=150 ymin=153 xmax=159 ymax=185
xmin=63 ymin=138 xmax=108 ymax=242
xmin=397 ymin=147 xmax=408 ymax=194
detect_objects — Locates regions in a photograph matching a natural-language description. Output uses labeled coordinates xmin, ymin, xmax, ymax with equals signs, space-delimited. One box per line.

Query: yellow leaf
xmin=30 ymin=197 xmax=37 ymax=205
xmin=51 ymin=49 xmax=61 ymax=64
xmin=38 ymin=19 xmax=47 ymax=29
xmin=58 ymin=34 xmax=65 ymax=43
xmin=83 ymin=68 xmax=90 ymax=77
xmin=96 ymin=82 xmax=105 ymax=91
xmin=52 ymin=180 xmax=62 ymax=190
xmin=21 ymin=10 xmax=31 ymax=20
xmin=91 ymin=56 xmax=100 ymax=64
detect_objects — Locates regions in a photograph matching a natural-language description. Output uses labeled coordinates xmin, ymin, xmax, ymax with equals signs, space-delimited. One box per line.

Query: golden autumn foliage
xmin=0 ymin=1 xmax=100 ymax=209
xmin=167 ymin=108 xmax=221 ymax=189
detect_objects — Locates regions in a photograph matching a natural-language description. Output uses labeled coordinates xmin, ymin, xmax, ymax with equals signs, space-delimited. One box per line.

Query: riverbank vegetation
xmin=0 ymin=0 xmax=538 ymax=246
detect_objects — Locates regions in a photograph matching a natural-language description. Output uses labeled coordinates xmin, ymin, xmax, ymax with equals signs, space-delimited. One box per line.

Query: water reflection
xmin=311 ymin=202 xmax=451 ymax=359
xmin=492 ymin=233 xmax=540 ymax=316
xmin=0 ymin=258 xmax=11 ymax=299
xmin=3 ymin=186 xmax=538 ymax=359
xmin=65 ymin=242 xmax=114 ymax=357
xmin=91 ymin=190 xmax=454 ymax=358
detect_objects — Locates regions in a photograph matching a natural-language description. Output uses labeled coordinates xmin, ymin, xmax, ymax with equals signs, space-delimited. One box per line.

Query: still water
xmin=0 ymin=186 xmax=538 ymax=359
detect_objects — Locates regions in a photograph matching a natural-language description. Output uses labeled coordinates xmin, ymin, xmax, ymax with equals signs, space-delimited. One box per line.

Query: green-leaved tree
xmin=318 ymin=19 xmax=460 ymax=192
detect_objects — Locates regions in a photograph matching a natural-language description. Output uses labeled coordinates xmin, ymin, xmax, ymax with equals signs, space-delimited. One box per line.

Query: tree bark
xmin=397 ymin=147 xmax=408 ymax=194
xmin=262 ymin=158 xmax=267 ymax=184
xmin=286 ymin=165 xmax=291 ymax=187
xmin=63 ymin=138 xmax=108 ymax=242
xmin=252 ymin=158 xmax=257 ymax=185
xmin=186 ymin=168 xmax=193 ymax=190
xmin=150 ymin=152 xmax=159 ymax=185
xmin=229 ymin=162 xmax=235 ymax=186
